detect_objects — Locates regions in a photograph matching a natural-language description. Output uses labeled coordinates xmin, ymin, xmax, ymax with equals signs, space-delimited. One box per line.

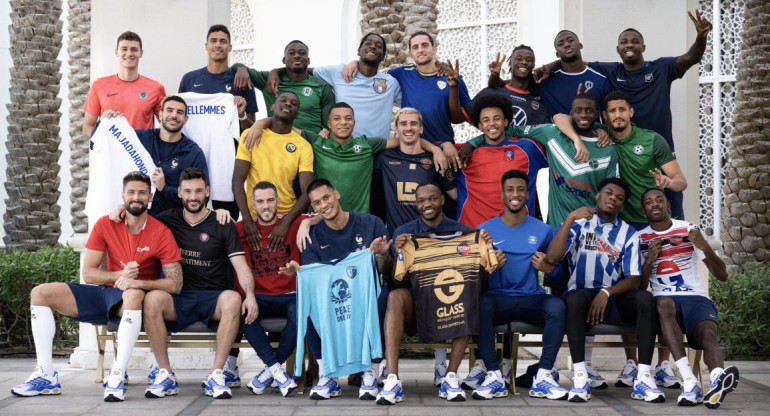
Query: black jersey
xmin=157 ymin=208 xmax=244 ymax=290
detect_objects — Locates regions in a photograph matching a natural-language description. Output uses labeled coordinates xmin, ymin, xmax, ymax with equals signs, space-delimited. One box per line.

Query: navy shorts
xmin=170 ymin=289 xmax=225 ymax=331
xmin=668 ymin=295 xmax=719 ymax=350
xmin=66 ymin=283 xmax=123 ymax=325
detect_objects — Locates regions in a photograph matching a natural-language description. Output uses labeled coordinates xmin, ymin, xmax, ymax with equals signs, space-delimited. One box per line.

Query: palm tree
xmin=4 ymin=0 xmax=63 ymax=250
xmin=66 ymin=0 xmax=90 ymax=234
xmin=721 ymin=0 xmax=770 ymax=272
xmin=360 ymin=0 xmax=439 ymax=68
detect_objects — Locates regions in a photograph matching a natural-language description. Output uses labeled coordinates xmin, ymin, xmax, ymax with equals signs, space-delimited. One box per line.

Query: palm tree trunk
xmin=721 ymin=0 xmax=770 ymax=271
xmin=4 ymin=0 xmax=63 ymax=250
xmin=67 ymin=0 xmax=90 ymax=234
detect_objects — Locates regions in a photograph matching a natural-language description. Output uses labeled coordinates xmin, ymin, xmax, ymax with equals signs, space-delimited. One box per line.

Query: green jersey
xmin=608 ymin=125 xmax=675 ymax=223
xmin=240 ymin=66 xmax=335 ymax=133
xmin=471 ymin=123 xmax=619 ymax=227
xmin=301 ymin=131 xmax=387 ymax=213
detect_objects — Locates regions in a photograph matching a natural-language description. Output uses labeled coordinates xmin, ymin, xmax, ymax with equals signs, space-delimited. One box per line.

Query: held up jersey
xmin=295 ymin=250 xmax=382 ymax=378
xmin=394 ymin=230 xmax=498 ymax=342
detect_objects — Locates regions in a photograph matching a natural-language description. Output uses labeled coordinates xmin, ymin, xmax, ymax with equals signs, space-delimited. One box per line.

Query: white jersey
xmin=178 ymin=92 xmax=240 ymax=201
xmin=639 ymin=220 xmax=707 ymax=297
xmin=85 ymin=116 xmax=157 ymax=227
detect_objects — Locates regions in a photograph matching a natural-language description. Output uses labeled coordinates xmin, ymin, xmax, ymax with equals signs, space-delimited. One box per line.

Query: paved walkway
xmin=1 ymin=358 xmax=768 ymax=415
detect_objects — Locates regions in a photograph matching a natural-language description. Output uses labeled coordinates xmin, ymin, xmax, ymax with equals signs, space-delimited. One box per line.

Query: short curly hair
xmin=470 ymin=93 xmax=514 ymax=127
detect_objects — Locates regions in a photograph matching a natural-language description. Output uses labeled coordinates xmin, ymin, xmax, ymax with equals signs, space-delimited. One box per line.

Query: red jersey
xmin=86 ymin=215 xmax=181 ymax=284
xmin=84 ymin=74 xmax=166 ymax=130
xmin=235 ymin=214 xmax=309 ymax=296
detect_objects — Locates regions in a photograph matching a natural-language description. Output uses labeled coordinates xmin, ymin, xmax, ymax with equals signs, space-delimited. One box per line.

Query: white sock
xmin=710 ymin=367 xmax=724 ymax=382
xmin=536 ymin=368 xmax=551 ymax=379
xmin=574 ymin=361 xmax=587 ymax=376
xmin=268 ymin=362 xmax=281 ymax=372
xmin=502 ymin=357 xmax=512 ymax=369
xmin=676 ymin=357 xmax=695 ymax=380
xmin=434 ymin=348 xmax=446 ymax=365
xmin=493 ymin=369 xmax=503 ymax=380
xmin=113 ymin=310 xmax=142 ymax=373
xmin=638 ymin=363 xmax=651 ymax=376
xmin=316 ymin=359 xmax=324 ymax=377
xmin=226 ymin=355 xmax=238 ymax=369
xmin=31 ymin=305 xmax=55 ymax=375
xmin=372 ymin=362 xmax=380 ymax=376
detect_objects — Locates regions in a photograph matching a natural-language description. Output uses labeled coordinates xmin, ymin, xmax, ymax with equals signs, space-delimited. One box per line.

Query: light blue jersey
xmin=562 ymin=212 xmax=642 ymax=290
xmin=295 ymin=250 xmax=382 ymax=378
xmin=313 ymin=64 xmax=401 ymax=139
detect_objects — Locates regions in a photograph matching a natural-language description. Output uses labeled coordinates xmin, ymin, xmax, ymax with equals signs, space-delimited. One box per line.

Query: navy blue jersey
xmin=379 ymin=148 xmax=457 ymax=235
xmin=388 ymin=65 xmax=470 ymax=144
xmin=464 ymin=85 xmax=550 ymax=127
xmin=178 ymin=67 xmax=258 ymax=113
xmin=302 ymin=211 xmax=389 ymax=265
xmin=589 ymin=57 xmax=681 ymax=150
xmin=531 ymin=67 xmax=612 ymax=117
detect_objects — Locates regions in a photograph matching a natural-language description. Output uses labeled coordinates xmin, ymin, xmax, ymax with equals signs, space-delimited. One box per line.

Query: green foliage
xmin=0 ymin=246 xmax=80 ymax=351
xmin=711 ymin=264 xmax=770 ymax=360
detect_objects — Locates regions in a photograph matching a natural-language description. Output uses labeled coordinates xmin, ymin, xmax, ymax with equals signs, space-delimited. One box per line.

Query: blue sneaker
xmin=376 ymin=374 xmax=404 ymax=405
xmin=616 ymin=359 xmax=638 ymax=387
xmin=461 ymin=362 xmax=486 ymax=390
xmin=586 ymin=365 xmax=607 ymax=389
xmin=568 ymin=371 xmax=591 ymax=402
xmin=359 ymin=369 xmax=378 ymax=400
xmin=439 ymin=372 xmax=466 ymax=401
xmin=103 ymin=369 xmax=126 ymax=402
xmin=272 ymin=366 xmax=298 ymax=397
xmin=145 ymin=368 xmax=178 ymax=398
xmin=472 ymin=372 xmax=508 ymax=400
xmin=11 ymin=366 xmax=61 ymax=397
xmin=704 ymin=366 xmax=739 ymax=409
xmin=310 ymin=377 xmax=341 ymax=400
xmin=677 ymin=377 xmax=703 ymax=406
xmin=204 ymin=369 xmax=232 ymax=399
xmin=246 ymin=367 xmax=274 ymax=395
xmin=654 ymin=361 xmax=680 ymax=388
xmin=631 ymin=372 xmax=666 ymax=403
xmin=147 ymin=363 xmax=159 ymax=385
xmin=222 ymin=361 xmax=241 ymax=388
xmin=529 ymin=371 xmax=567 ymax=400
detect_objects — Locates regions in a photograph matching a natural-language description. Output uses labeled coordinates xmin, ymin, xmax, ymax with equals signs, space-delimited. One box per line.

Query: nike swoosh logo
xmin=321 ymin=146 xmax=332 ymax=150
xmin=107 ymin=93 xmax=118 ymax=97
xmin=616 ymin=78 xmax=626 ymax=82
xmin=193 ymin=83 xmax=203 ymax=87
xmin=493 ymin=240 xmax=505 ymax=245
xmin=320 ymin=244 xmax=330 ymax=249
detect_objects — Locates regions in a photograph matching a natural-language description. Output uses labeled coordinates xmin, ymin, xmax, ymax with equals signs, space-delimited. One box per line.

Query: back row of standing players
xmin=60 ymin=9 xmax=737 ymax=407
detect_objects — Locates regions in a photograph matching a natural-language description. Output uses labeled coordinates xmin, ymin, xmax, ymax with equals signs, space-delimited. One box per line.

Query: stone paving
xmin=0 ymin=358 xmax=768 ymax=416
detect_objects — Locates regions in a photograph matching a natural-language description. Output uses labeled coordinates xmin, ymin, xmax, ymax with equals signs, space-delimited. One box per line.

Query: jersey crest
xmin=372 ymin=78 xmax=388 ymax=94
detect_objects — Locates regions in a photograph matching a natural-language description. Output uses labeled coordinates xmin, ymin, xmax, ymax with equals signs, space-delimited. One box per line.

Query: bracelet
xmin=600 ymin=288 xmax=611 ymax=298
xmin=239 ymin=113 xmax=247 ymax=121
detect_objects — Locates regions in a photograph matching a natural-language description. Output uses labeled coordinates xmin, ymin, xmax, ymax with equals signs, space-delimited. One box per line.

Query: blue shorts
xmin=667 ymin=295 xmax=718 ymax=350
xmin=170 ymin=290 xmax=225 ymax=331
xmin=66 ymin=283 xmax=123 ymax=325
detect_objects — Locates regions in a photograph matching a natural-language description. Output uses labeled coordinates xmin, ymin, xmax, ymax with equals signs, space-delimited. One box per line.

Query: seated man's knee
xmin=220 ymin=290 xmax=242 ymax=315
xmin=546 ymin=296 xmax=567 ymax=317
xmin=30 ymin=283 xmax=51 ymax=305
xmin=122 ymin=288 xmax=145 ymax=304
xmin=143 ymin=290 xmax=171 ymax=314
xmin=656 ymin=297 xmax=676 ymax=317
xmin=565 ymin=290 xmax=587 ymax=310
xmin=479 ymin=294 xmax=494 ymax=316
xmin=387 ymin=289 xmax=410 ymax=309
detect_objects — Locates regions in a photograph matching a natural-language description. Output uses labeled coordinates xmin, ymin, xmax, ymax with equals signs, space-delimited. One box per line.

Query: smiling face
xmin=596 ymin=183 xmax=627 ymax=218
xmin=554 ymin=31 xmax=582 ymax=63
xmin=479 ymin=107 xmax=508 ymax=143
xmin=205 ymin=30 xmax=231 ymax=63
xmin=271 ymin=92 xmax=300 ymax=122
xmin=122 ymin=180 xmax=151 ymax=216
xmin=327 ymin=106 xmax=355 ymax=140
xmin=616 ymin=30 xmax=646 ymax=66
xmin=252 ymin=187 xmax=279 ymax=224
xmin=501 ymin=176 xmax=528 ymax=215
xmin=510 ymin=49 xmax=535 ymax=81
xmin=570 ymin=97 xmax=598 ymax=132
xmin=283 ymin=42 xmax=309 ymax=74
xmin=115 ymin=40 xmax=143 ymax=70
xmin=415 ymin=184 xmax=444 ymax=222
xmin=358 ymin=34 xmax=385 ymax=66
xmin=396 ymin=112 xmax=423 ymax=146
xmin=160 ymin=100 xmax=188 ymax=133
xmin=179 ymin=178 xmax=209 ymax=214
xmin=641 ymin=189 xmax=670 ymax=223
xmin=409 ymin=34 xmax=436 ymax=67
xmin=309 ymin=185 xmax=342 ymax=221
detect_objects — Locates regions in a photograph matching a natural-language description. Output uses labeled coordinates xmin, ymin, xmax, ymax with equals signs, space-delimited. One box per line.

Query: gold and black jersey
xmin=394 ymin=230 xmax=497 ymax=342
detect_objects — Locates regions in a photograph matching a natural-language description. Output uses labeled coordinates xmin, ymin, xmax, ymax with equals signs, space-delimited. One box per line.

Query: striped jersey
xmin=394 ymin=230 xmax=498 ymax=342
xmin=563 ymin=212 xmax=642 ymax=290
xmin=639 ymin=220 xmax=706 ymax=297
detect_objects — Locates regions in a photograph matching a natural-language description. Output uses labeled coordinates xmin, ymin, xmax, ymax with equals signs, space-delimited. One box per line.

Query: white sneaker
xmin=472 ymin=371 xmax=508 ymax=400
xmin=309 ymin=377 xmax=341 ymax=400
xmin=145 ymin=368 xmax=178 ymax=398
xmin=376 ymin=374 xmax=404 ymax=405
xmin=631 ymin=372 xmax=666 ymax=403
xmin=11 ymin=366 xmax=61 ymax=397
xmin=204 ymin=369 xmax=232 ymax=399
xmin=222 ymin=361 xmax=241 ymax=388
xmin=461 ymin=362 xmax=486 ymax=390
xmin=501 ymin=361 xmax=513 ymax=385
xmin=615 ymin=359 xmax=638 ymax=387
xmin=439 ymin=372 xmax=466 ymax=401
xmin=246 ymin=367 xmax=274 ymax=395
xmin=568 ymin=372 xmax=591 ymax=402
xmin=586 ymin=365 xmax=608 ymax=389
xmin=433 ymin=361 xmax=448 ymax=387
xmin=654 ymin=360 xmax=680 ymax=388
xmin=377 ymin=364 xmax=389 ymax=387
xmin=677 ymin=376 xmax=703 ymax=406
xmin=359 ymin=369 xmax=378 ymax=400
xmin=103 ymin=368 xmax=126 ymax=402
xmin=272 ymin=366 xmax=298 ymax=397
xmin=529 ymin=371 xmax=567 ymax=400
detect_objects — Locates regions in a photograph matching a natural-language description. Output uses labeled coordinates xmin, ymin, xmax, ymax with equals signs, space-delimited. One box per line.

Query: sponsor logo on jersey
xmin=372 ymin=78 xmax=388 ymax=94
xmin=139 ymin=91 xmax=148 ymax=100
xmin=346 ymin=265 xmax=358 ymax=279
xmin=445 ymin=169 xmax=455 ymax=181
xmin=107 ymin=92 xmax=118 ymax=97
xmin=137 ymin=246 xmax=150 ymax=252
xmin=528 ymin=236 xmax=537 ymax=245
xmin=433 ymin=269 xmax=465 ymax=304
xmin=589 ymin=159 xmax=599 ymax=169
xmin=436 ymin=80 xmax=447 ymax=90
xmin=420 ymin=158 xmax=432 ymax=170
xmin=353 ymin=145 xmax=362 ymax=153
xmin=200 ymin=232 xmax=210 ymax=242
xmin=645 ymin=73 xmax=654 ymax=83
xmin=286 ymin=143 xmax=297 ymax=153
xmin=511 ymin=106 xmax=528 ymax=126
xmin=170 ymin=159 xmax=179 ymax=170
xmin=302 ymin=87 xmax=312 ymax=96
xmin=504 ymin=150 xmax=515 ymax=161
xmin=531 ymin=100 xmax=540 ymax=110
xmin=634 ymin=144 xmax=644 ymax=154
xmin=397 ymin=250 xmax=403 ymax=262
xmin=330 ymin=279 xmax=351 ymax=304
xmin=193 ymin=83 xmax=203 ymax=87
xmin=456 ymin=242 xmax=471 ymax=256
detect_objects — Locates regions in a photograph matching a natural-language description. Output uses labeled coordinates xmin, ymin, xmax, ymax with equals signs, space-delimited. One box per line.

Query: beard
xmin=183 ymin=199 xmax=204 ymax=214
xmin=161 ymin=119 xmax=183 ymax=134
xmin=360 ymin=55 xmax=382 ymax=67
xmin=505 ymin=205 xmax=525 ymax=215
xmin=125 ymin=201 xmax=148 ymax=216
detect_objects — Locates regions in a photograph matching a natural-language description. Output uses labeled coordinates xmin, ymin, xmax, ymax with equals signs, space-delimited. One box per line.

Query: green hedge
xmin=711 ymin=264 xmax=770 ymax=360
xmin=0 ymin=246 xmax=80 ymax=351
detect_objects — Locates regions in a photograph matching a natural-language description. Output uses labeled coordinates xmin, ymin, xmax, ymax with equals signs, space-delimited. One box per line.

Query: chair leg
xmin=95 ymin=325 xmax=108 ymax=383
xmin=689 ymin=347 xmax=703 ymax=387
xmin=511 ymin=332 xmax=520 ymax=395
